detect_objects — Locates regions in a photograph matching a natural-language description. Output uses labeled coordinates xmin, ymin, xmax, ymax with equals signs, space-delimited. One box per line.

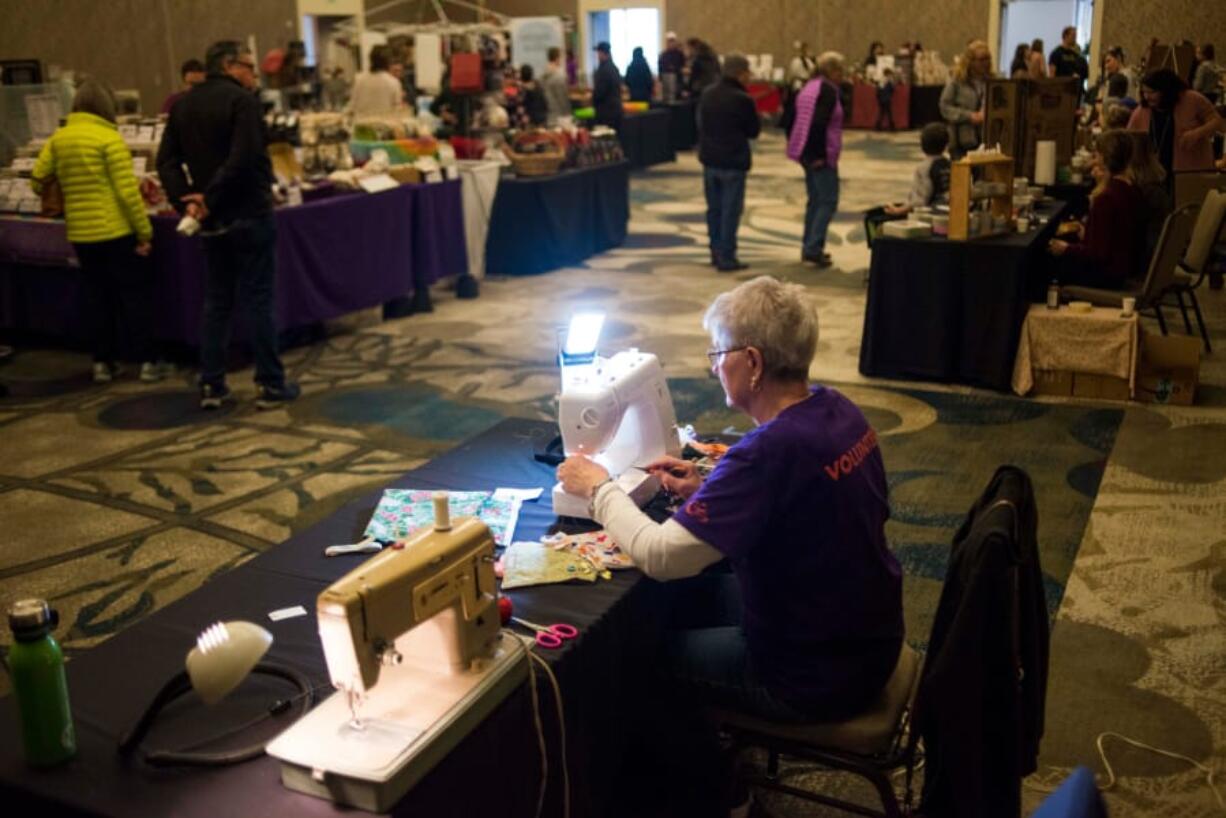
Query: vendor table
xmin=485 ymin=161 xmax=630 ymax=276
xmin=908 ymin=85 xmax=944 ymax=128
xmin=847 ymin=81 xmax=912 ymax=130
xmin=618 ymin=108 xmax=676 ymax=169
xmin=0 ymin=181 xmax=467 ymax=347
xmin=858 ymin=201 xmax=1069 ymax=391
xmin=653 ymin=99 xmax=698 ymax=151
xmin=0 ymin=417 xmax=662 ymax=818
xmin=745 ymin=82 xmax=782 ymax=116
xmin=1011 ymin=303 xmax=1139 ymax=396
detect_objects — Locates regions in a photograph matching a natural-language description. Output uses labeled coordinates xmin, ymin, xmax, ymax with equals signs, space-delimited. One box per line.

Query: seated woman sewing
xmin=1046 ymin=129 xmax=1148 ymax=289
xmin=556 ymin=276 xmax=904 ymax=726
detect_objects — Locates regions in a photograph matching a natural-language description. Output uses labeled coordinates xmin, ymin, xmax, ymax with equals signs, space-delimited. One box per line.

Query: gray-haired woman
xmin=556 ymin=275 xmax=903 ymax=812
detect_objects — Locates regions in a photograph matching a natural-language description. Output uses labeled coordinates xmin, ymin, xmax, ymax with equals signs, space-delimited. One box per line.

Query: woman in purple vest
xmin=787 ymin=51 xmax=845 ymax=268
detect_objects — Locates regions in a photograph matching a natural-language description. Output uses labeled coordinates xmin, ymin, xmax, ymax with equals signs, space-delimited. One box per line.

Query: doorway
xmin=586 ymin=8 xmax=660 ymax=77
xmin=998 ymin=0 xmax=1093 ymax=76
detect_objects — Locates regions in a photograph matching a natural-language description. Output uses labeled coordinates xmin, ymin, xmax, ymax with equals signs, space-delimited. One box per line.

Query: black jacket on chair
xmin=918 ymin=466 xmax=1050 ymax=818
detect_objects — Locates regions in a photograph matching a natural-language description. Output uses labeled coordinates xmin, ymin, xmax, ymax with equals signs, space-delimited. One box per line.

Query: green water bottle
xmin=6 ymin=599 xmax=76 ymax=766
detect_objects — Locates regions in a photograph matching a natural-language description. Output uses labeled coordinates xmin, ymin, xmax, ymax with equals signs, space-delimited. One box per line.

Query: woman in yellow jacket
xmin=31 ymin=81 xmax=163 ymax=383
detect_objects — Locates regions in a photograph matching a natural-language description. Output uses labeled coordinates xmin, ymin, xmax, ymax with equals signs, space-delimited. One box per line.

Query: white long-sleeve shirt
xmin=590 ymin=483 xmax=723 ymax=580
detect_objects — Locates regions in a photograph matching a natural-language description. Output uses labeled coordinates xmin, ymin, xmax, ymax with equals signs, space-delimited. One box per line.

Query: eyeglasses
xmin=706 ymin=346 xmax=747 ymax=364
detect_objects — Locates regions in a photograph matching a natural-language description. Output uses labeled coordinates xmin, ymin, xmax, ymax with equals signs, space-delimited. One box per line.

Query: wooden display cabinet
xmin=948 ymin=153 xmax=1014 ymax=241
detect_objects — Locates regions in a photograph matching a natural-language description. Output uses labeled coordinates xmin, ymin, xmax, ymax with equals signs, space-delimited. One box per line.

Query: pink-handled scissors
xmin=511 ymin=616 xmax=578 ymax=649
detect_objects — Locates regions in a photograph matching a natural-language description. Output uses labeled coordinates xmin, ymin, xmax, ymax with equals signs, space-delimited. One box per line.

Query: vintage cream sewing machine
xmin=552 ymin=345 xmax=682 ymax=519
xmin=265 ymin=506 xmax=526 ymax=811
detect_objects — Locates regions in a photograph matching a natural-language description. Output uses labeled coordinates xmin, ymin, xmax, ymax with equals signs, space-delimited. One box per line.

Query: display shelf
xmin=948 ymin=152 xmax=1014 ymax=241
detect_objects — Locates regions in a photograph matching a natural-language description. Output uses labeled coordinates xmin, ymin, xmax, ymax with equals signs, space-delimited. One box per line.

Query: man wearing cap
xmin=659 ymin=32 xmax=685 ymax=101
xmin=698 ymin=53 xmax=760 ymax=272
xmin=592 ymin=41 xmax=624 ymax=131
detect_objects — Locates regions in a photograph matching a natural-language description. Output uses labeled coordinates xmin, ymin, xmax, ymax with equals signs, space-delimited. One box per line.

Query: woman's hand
xmin=134 ymin=241 xmax=152 ymax=257
xmin=1178 ymin=129 xmax=1204 ymax=152
xmin=556 ymin=455 xmax=610 ymax=499
xmin=969 ymin=110 xmax=984 ymax=125
xmin=646 ymin=456 xmax=703 ymax=500
xmin=181 ymin=193 xmax=208 ymax=220
xmin=1048 ymin=239 xmax=1069 ymax=256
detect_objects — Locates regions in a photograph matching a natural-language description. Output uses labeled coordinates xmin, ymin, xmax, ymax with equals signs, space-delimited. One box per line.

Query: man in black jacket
xmin=697 ymin=54 xmax=760 ymax=271
xmin=591 ymin=41 xmax=623 ymax=131
xmin=157 ymin=40 xmax=298 ymax=411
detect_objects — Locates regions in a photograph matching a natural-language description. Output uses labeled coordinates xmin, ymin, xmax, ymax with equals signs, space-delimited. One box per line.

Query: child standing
xmin=875 ymin=68 xmax=896 ymax=131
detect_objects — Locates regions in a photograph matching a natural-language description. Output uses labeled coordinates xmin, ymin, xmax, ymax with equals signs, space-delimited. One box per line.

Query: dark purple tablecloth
xmin=0 ymin=180 xmax=467 ymax=346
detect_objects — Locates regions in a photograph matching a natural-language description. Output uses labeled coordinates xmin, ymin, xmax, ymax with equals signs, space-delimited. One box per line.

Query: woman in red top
xmin=1047 ymin=129 xmax=1148 ymax=289
xmin=1127 ymin=68 xmax=1225 ymax=176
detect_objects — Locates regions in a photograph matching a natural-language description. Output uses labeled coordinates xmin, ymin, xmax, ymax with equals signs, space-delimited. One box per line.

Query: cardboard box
xmin=1032 ymin=369 xmax=1073 ymax=396
xmin=1135 ymin=332 xmax=1201 ymax=405
xmin=1072 ymin=373 xmax=1131 ymax=401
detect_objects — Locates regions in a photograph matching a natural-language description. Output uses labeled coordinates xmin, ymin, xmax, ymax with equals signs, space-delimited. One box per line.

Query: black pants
xmin=876 ymin=98 xmax=895 ymax=130
xmin=72 ymin=235 xmax=155 ymax=364
xmin=199 ymin=215 xmax=285 ymax=389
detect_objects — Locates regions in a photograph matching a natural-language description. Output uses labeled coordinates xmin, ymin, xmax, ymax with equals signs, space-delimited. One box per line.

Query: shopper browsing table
xmin=591 ymin=41 xmax=624 ymax=131
xmin=156 ymin=40 xmax=299 ymax=410
xmin=32 ymin=81 xmax=162 ymax=384
xmin=697 ymin=54 xmax=761 ymax=272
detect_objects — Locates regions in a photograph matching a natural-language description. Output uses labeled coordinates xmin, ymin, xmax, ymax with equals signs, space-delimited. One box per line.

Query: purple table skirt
xmin=0 ymin=180 xmax=467 ymax=346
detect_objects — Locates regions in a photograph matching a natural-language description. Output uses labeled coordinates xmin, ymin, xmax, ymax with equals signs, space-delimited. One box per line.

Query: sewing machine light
xmin=561 ymin=311 xmax=605 ymax=366
xmin=185 ymin=621 xmax=273 ymax=705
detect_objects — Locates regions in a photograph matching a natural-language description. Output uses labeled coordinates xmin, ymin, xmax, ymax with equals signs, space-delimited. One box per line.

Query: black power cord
xmin=117 ymin=662 xmax=314 ymax=767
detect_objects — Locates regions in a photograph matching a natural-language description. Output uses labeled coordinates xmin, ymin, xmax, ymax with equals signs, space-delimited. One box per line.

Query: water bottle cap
xmin=8 ymin=598 xmax=55 ymax=637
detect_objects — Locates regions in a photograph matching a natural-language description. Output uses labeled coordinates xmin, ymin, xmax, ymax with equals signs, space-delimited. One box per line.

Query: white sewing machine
xmin=552 ymin=347 xmax=682 ymax=519
xmin=265 ymin=510 xmax=526 ymax=812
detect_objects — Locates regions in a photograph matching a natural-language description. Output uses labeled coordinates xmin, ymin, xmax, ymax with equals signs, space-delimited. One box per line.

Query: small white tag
xmin=268 ymin=605 xmax=308 ymax=622
xmin=358 ymin=173 xmax=399 ymax=193
xmin=493 ymin=487 xmax=543 ymax=501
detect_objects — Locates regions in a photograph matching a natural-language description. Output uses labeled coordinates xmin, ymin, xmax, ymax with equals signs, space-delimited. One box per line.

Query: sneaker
xmin=139 ymin=362 xmax=169 ymax=383
xmin=802 ymin=252 xmax=834 ymax=268
xmin=255 ymin=381 xmax=301 ymax=410
xmin=199 ymin=382 xmax=232 ymax=410
xmin=93 ymin=362 xmax=114 ymax=383
xmin=716 ymin=259 xmax=749 ymax=272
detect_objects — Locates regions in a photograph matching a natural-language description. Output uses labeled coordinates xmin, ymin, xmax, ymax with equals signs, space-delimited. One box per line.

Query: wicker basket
xmin=503 ymin=146 xmax=565 ymax=177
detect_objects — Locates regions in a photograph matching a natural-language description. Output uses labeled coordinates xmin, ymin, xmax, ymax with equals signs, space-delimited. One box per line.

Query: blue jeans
xmin=803 ymin=165 xmax=840 ymax=257
xmin=661 ymin=572 xmax=808 ymax=722
xmin=703 ymin=166 xmax=747 ymax=265
xmin=200 ymin=215 xmax=286 ymax=389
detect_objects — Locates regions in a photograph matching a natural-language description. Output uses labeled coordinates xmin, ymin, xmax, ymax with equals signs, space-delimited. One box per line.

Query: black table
xmin=859 ymin=202 xmax=1068 ymax=391
xmin=618 ymin=109 xmax=676 ymax=169
xmin=0 ymin=418 xmax=661 ymax=818
xmin=485 ymin=162 xmax=630 ymax=276
xmin=653 ymin=100 xmax=698 ymax=151
xmin=909 ymin=85 xmax=944 ymax=128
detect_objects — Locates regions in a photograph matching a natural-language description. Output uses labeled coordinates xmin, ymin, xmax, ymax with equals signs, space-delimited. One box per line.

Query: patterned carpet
xmin=2 ymin=128 xmax=1225 ymax=816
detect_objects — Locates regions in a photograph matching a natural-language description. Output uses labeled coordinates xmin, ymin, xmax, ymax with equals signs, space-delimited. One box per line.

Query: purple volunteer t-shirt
xmin=672 ymin=386 xmax=904 ymax=716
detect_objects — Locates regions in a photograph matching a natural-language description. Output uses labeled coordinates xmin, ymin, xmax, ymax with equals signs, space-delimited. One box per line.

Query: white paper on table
xmin=119 ymin=124 xmax=139 ymax=141
xmin=137 ymin=125 xmax=156 ymax=144
xmin=358 ymin=173 xmax=399 ymax=193
xmin=10 ymin=157 xmax=35 ymax=172
xmin=493 ymin=487 xmax=544 ymax=502
xmin=131 ymin=156 xmax=147 ymax=174
xmin=268 ymin=605 xmax=308 ymax=622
